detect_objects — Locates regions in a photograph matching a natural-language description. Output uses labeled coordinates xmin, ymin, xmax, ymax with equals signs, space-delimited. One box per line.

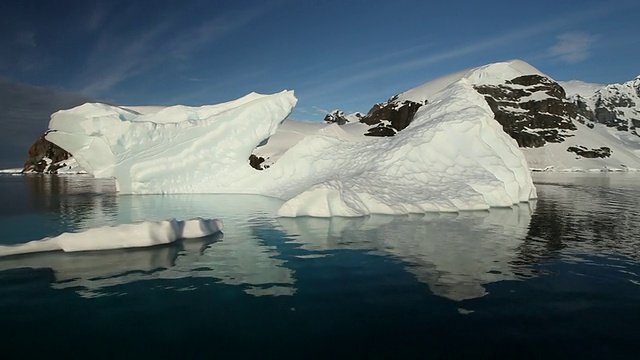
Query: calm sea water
xmin=0 ymin=173 xmax=639 ymax=358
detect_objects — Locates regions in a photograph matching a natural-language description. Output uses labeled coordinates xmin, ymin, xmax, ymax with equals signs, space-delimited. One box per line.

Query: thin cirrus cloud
xmin=549 ymin=32 xmax=598 ymax=64
xmin=299 ymin=3 xmax=622 ymax=101
xmin=78 ymin=2 xmax=280 ymax=97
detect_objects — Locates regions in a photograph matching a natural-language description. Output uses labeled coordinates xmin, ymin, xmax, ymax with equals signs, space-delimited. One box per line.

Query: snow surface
xmin=558 ymin=80 xmax=604 ymax=98
xmin=397 ymin=59 xmax=546 ymax=102
xmin=526 ymin=76 xmax=640 ymax=172
xmin=524 ymin=121 xmax=640 ymax=172
xmin=0 ymin=217 xmax=223 ymax=257
xmin=397 ymin=60 xmax=640 ymax=173
xmin=45 ymin=72 xmax=536 ymax=216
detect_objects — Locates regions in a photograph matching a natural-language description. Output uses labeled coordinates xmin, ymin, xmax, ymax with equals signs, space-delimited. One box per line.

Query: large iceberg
xmin=46 ymin=76 xmax=536 ymax=217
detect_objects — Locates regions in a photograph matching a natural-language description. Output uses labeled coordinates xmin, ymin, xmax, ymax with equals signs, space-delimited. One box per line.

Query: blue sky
xmin=1 ymin=0 xmax=639 ymax=121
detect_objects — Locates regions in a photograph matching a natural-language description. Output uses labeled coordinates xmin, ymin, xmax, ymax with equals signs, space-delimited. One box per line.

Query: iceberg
xmin=0 ymin=217 xmax=223 ymax=257
xmin=45 ymin=76 xmax=536 ymax=217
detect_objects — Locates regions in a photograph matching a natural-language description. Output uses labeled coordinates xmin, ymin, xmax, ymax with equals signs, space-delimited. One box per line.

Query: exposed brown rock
xmin=324 ymin=110 xmax=350 ymax=125
xmin=475 ymin=75 xmax=580 ymax=148
xmin=22 ymin=133 xmax=72 ymax=173
xmin=360 ymin=99 xmax=423 ymax=137
xmin=588 ymin=77 xmax=640 ymax=134
xmin=566 ymin=146 xmax=611 ymax=158
xmin=249 ymin=154 xmax=268 ymax=170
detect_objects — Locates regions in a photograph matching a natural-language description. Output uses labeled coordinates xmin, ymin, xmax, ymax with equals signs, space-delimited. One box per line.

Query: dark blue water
xmin=1 ymin=173 xmax=639 ymax=359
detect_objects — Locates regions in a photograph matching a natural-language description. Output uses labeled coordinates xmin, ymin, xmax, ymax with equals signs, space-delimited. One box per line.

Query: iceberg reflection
xmin=0 ymin=234 xmax=220 ymax=298
xmin=277 ymin=203 xmax=536 ymax=301
xmin=3 ymin=175 xmax=539 ymax=301
xmin=2 ymin=180 xmax=296 ymax=298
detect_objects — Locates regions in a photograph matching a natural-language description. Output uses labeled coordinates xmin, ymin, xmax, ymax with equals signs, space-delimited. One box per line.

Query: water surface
xmin=0 ymin=173 xmax=639 ymax=358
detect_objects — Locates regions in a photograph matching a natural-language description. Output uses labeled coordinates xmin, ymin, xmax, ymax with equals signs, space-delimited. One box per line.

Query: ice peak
xmin=397 ymin=59 xmax=546 ymax=103
xmin=466 ymin=59 xmax=547 ymax=85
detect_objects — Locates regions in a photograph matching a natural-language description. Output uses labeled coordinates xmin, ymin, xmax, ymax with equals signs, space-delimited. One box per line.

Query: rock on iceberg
xmin=46 ymin=80 xmax=536 ymax=217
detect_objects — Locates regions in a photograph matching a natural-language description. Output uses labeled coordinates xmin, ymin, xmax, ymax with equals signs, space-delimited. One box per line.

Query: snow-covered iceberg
xmin=46 ymin=78 xmax=536 ymax=217
xmin=0 ymin=217 xmax=223 ymax=257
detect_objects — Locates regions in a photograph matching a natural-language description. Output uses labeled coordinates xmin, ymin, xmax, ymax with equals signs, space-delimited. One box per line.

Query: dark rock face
xmin=475 ymin=75 xmax=580 ymax=148
xmin=359 ymin=98 xmax=423 ymax=137
xmin=566 ymin=146 xmax=612 ymax=158
xmin=324 ymin=110 xmax=351 ymax=125
xmin=572 ymin=96 xmax=597 ymax=124
xmin=590 ymin=78 xmax=640 ymax=135
xmin=249 ymin=154 xmax=268 ymax=170
xmin=22 ymin=133 xmax=72 ymax=173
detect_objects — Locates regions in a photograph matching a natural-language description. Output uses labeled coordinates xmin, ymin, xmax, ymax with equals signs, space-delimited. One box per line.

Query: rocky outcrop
xmin=323 ymin=110 xmax=351 ymax=125
xmin=325 ymin=98 xmax=423 ymax=137
xmin=590 ymin=76 xmax=640 ymax=134
xmin=249 ymin=154 xmax=268 ymax=170
xmin=474 ymin=75 xmax=580 ymax=148
xmin=566 ymin=146 xmax=612 ymax=158
xmin=22 ymin=133 xmax=72 ymax=173
xmin=359 ymin=97 xmax=423 ymax=137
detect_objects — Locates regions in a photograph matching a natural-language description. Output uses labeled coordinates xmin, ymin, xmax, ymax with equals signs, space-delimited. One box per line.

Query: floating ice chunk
xmin=0 ymin=218 xmax=223 ymax=257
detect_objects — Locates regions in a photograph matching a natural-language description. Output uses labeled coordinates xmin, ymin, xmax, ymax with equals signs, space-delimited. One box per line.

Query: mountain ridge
xmin=327 ymin=60 xmax=640 ymax=171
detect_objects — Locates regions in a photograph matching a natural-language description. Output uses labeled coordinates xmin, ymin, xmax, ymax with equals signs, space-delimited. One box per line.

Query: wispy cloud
xmin=84 ymin=2 xmax=112 ymax=33
xmin=549 ymin=32 xmax=598 ymax=64
xmin=0 ymin=80 xmax=91 ymax=168
xmin=311 ymin=106 xmax=330 ymax=114
xmin=79 ymin=20 xmax=173 ymax=95
xmin=301 ymin=3 xmax=623 ymax=99
xmin=0 ymin=30 xmax=50 ymax=74
xmin=15 ymin=31 xmax=36 ymax=48
xmin=165 ymin=67 xmax=268 ymax=105
xmin=77 ymin=2 xmax=282 ymax=97
xmin=163 ymin=3 xmax=278 ymax=60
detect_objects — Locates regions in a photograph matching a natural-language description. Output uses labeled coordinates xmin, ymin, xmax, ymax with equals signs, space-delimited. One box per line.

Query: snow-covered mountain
xmin=327 ymin=60 xmax=640 ymax=171
xmin=522 ymin=73 xmax=640 ymax=171
xmin=580 ymin=76 xmax=640 ymax=132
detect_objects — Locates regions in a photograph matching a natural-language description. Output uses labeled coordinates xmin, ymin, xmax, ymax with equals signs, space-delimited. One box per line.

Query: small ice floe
xmin=0 ymin=218 xmax=223 ymax=257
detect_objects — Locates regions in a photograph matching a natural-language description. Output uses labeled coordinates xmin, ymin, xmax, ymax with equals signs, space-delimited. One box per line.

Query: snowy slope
xmin=397 ymin=59 xmax=547 ymax=102
xmin=542 ymin=76 xmax=640 ymax=171
xmin=393 ymin=60 xmax=640 ymax=171
xmin=559 ymin=80 xmax=604 ymax=99
xmin=524 ymin=121 xmax=640 ymax=171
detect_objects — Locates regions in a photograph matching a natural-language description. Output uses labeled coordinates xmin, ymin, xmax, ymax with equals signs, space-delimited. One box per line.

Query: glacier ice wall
xmin=46 ymin=84 xmax=536 ymax=217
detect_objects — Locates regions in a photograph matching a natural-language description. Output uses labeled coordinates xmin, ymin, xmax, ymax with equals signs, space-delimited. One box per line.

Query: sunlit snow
xmin=45 ymin=67 xmax=537 ymax=217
